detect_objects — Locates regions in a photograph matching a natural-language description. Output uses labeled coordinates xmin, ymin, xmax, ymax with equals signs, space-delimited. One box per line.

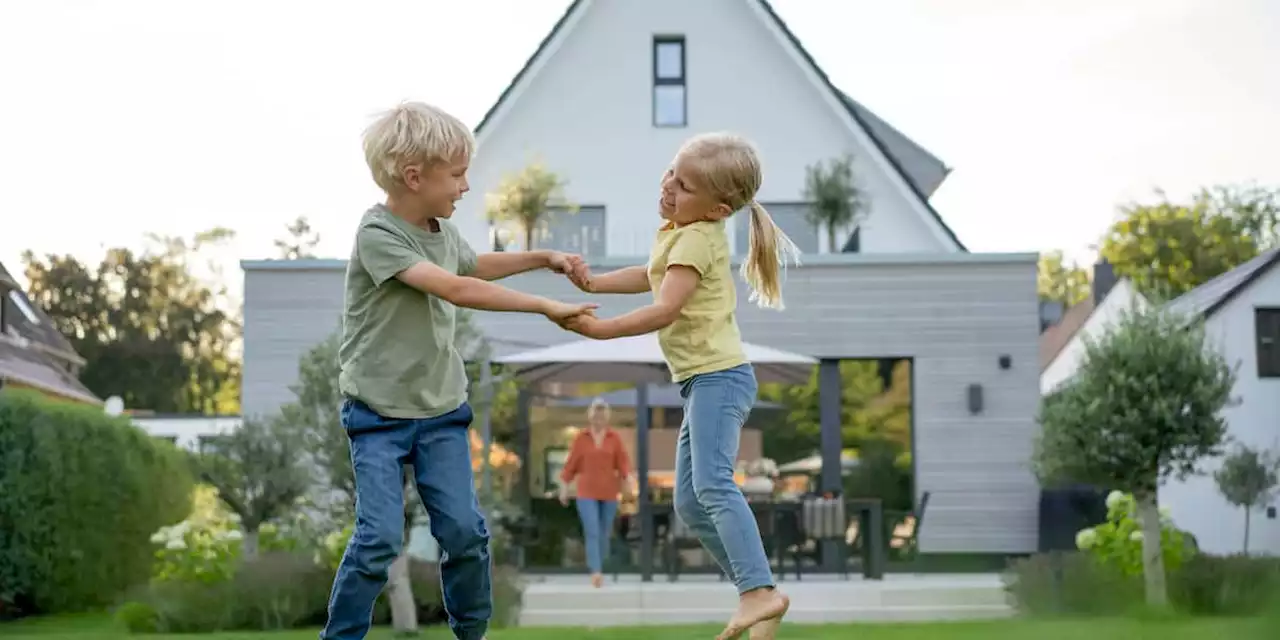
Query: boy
xmin=320 ymin=101 xmax=595 ymax=640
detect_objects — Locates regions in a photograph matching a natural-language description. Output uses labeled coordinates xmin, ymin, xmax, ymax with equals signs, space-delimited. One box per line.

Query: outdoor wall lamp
xmin=967 ymin=383 xmax=984 ymax=415
xmin=998 ymin=354 xmax=1012 ymax=370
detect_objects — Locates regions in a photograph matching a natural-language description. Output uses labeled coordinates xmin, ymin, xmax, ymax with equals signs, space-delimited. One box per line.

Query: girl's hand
xmin=564 ymin=314 xmax=615 ymax=340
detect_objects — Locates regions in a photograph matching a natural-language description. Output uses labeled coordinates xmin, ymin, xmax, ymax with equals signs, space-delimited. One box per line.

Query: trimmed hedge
xmin=0 ymin=389 xmax=192 ymax=617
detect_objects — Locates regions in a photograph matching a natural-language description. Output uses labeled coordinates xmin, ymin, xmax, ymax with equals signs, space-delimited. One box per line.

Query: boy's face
xmin=402 ymin=156 xmax=470 ymax=218
xmin=659 ymin=152 xmax=731 ymax=225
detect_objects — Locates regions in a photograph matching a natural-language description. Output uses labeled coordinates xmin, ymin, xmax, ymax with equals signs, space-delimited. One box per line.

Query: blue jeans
xmin=320 ymin=399 xmax=490 ymax=640
xmin=575 ymin=498 xmax=618 ymax=574
xmin=673 ymin=363 xmax=773 ymax=594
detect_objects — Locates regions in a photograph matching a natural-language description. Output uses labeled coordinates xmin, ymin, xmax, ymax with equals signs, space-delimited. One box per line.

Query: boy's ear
xmin=401 ymin=164 xmax=422 ymax=190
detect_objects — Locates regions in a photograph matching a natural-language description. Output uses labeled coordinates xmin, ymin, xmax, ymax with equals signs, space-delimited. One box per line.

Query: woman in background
xmin=559 ymin=398 xmax=634 ymax=588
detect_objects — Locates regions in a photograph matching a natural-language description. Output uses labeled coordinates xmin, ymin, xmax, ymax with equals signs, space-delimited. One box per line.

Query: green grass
xmin=1 ymin=614 xmax=1274 ymax=640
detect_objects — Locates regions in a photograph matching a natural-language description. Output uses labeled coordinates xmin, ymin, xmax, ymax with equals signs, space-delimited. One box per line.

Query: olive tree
xmin=1034 ymin=307 xmax=1235 ymax=606
xmin=1214 ymin=443 xmax=1280 ymax=553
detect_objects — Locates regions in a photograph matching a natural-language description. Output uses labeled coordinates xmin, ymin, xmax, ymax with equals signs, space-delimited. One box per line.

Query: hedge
xmin=0 ymin=388 xmax=193 ymax=616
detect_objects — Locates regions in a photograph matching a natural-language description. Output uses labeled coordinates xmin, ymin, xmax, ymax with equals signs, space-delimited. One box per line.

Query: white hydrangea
xmin=1076 ymin=528 xmax=1098 ymax=550
xmin=1129 ymin=531 xmax=1144 ymax=542
xmin=1105 ymin=490 xmax=1126 ymax=511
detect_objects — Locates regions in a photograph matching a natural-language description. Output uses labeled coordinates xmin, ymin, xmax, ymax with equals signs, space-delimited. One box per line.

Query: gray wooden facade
xmin=241 ymin=252 xmax=1041 ymax=554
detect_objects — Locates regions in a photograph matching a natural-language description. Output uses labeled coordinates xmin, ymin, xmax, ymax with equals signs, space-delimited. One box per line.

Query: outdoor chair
xmin=889 ymin=491 xmax=931 ymax=559
xmin=664 ymin=513 xmax=728 ymax=582
xmin=777 ymin=496 xmax=852 ymax=580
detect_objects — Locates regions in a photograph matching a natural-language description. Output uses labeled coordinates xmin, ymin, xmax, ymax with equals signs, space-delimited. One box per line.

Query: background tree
xmin=1099 ymin=184 xmax=1280 ymax=301
xmin=22 ymin=229 xmax=241 ymax=414
xmin=1034 ymin=307 xmax=1235 ymax=606
xmin=1214 ymin=443 xmax=1280 ymax=553
xmin=484 ymin=161 xmax=575 ymax=251
xmin=197 ymin=415 xmax=310 ymax=559
xmin=1038 ymin=250 xmax=1092 ymax=305
xmin=274 ymin=216 xmax=321 ymax=260
xmin=803 ymin=154 xmax=868 ymax=253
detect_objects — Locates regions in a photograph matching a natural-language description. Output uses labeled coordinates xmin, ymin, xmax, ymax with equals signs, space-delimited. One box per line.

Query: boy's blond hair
xmin=362 ymin=101 xmax=475 ymax=192
xmin=677 ymin=132 xmax=801 ymax=310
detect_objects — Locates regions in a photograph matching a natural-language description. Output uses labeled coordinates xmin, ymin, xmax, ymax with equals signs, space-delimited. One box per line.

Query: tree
xmin=1033 ymin=307 xmax=1235 ymax=606
xmin=484 ymin=161 xmax=575 ymax=251
xmin=274 ymin=216 xmax=321 ymax=260
xmin=197 ymin=415 xmax=311 ymax=559
xmin=1038 ymin=250 xmax=1091 ymax=305
xmin=1099 ymin=184 xmax=1280 ymax=301
xmin=1214 ymin=443 xmax=1280 ymax=553
xmin=803 ymin=154 xmax=868 ymax=253
xmin=22 ymin=229 xmax=241 ymax=414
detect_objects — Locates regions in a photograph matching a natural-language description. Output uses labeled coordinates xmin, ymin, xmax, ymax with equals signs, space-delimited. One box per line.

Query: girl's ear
xmin=710 ymin=202 xmax=734 ymax=220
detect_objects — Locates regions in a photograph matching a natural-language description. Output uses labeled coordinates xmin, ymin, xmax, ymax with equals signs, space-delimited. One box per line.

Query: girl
xmin=558 ymin=397 xmax=634 ymax=588
xmin=565 ymin=132 xmax=798 ymax=640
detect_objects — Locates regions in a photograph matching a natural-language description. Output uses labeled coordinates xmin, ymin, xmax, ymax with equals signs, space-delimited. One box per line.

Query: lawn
xmin=1 ymin=614 xmax=1273 ymax=640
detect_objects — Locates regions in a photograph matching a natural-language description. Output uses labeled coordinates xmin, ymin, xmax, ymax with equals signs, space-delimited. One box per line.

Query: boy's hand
xmin=551 ymin=253 xmax=593 ymax=293
xmin=564 ymin=314 xmax=615 ymax=340
xmin=543 ymin=300 xmax=598 ymax=325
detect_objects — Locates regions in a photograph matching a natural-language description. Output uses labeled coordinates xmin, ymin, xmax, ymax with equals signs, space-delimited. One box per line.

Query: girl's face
xmin=659 ymin=152 xmax=732 ymax=225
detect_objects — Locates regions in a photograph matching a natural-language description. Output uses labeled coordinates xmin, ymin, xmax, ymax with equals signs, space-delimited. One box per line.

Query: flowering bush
xmin=1075 ymin=490 xmax=1194 ymax=577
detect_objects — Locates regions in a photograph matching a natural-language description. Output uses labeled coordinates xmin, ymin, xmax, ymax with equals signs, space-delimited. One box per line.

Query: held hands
xmin=543 ymin=300 xmax=598 ymax=326
xmin=549 ymin=252 xmax=593 ymax=292
xmin=563 ymin=313 xmax=615 ymax=340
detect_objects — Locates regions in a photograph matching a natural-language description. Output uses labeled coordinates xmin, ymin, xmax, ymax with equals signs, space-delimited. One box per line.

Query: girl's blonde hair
xmin=362 ymin=101 xmax=475 ymax=193
xmin=677 ymin=132 xmax=801 ymax=310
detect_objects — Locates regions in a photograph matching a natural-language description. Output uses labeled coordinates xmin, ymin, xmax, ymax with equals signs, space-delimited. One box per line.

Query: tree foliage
xmin=802 ymin=154 xmax=868 ymax=253
xmin=21 ymin=230 xmax=241 ymax=414
xmin=274 ymin=216 xmax=321 ymax=260
xmin=1214 ymin=444 xmax=1280 ymax=553
xmin=484 ymin=161 xmax=575 ymax=251
xmin=1099 ymin=184 xmax=1280 ymax=301
xmin=1038 ymin=250 xmax=1092 ymax=306
xmin=1033 ymin=307 xmax=1235 ymax=606
xmin=196 ymin=416 xmax=310 ymax=558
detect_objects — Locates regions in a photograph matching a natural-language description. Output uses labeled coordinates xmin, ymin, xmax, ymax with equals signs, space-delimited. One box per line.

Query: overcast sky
xmin=2 ymin=0 xmax=1277 ymax=293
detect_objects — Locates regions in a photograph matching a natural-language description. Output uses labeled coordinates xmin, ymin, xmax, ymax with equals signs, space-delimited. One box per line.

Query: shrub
xmin=0 ymin=389 xmax=193 ymax=616
xmin=1004 ymin=551 xmax=1143 ymax=616
xmin=1074 ymin=491 xmax=1194 ymax=577
xmin=1169 ymin=553 xmax=1280 ymax=616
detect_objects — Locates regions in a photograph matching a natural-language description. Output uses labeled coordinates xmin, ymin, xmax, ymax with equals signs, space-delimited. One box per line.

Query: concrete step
xmin=516 ymin=574 xmax=1014 ymax=627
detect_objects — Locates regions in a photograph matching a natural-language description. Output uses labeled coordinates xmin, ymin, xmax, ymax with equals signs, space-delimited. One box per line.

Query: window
xmin=534 ymin=206 xmax=607 ymax=257
xmin=1256 ymin=308 xmax=1280 ymax=378
xmin=653 ymin=36 xmax=686 ymax=127
xmin=734 ymin=203 xmax=821 ymax=255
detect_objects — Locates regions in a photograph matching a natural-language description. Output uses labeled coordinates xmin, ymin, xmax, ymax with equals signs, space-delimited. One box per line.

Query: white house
xmin=129 ymin=413 xmax=243 ymax=451
xmin=1039 ymin=261 xmax=1149 ymax=394
xmin=453 ymin=0 xmax=966 ymax=259
xmin=1157 ymin=248 xmax=1280 ymax=556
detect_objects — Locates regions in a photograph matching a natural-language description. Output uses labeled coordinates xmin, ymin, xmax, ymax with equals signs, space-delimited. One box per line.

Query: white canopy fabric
xmin=494 ymin=333 xmax=816 ymax=385
xmin=777 ymin=452 xmax=860 ymax=475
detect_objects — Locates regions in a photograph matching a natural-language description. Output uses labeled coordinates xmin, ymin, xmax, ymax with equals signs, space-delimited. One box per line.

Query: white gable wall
xmin=1160 ymin=264 xmax=1280 ymax=556
xmin=453 ymin=0 xmax=956 ymax=257
xmin=1040 ymin=279 xmax=1147 ymax=394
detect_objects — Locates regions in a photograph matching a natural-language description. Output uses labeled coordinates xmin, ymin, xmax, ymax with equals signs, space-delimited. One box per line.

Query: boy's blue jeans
xmin=574 ymin=498 xmax=618 ymax=574
xmin=673 ymin=363 xmax=775 ymax=594
xmin=320 ymin=399 xmax=490 ymax=640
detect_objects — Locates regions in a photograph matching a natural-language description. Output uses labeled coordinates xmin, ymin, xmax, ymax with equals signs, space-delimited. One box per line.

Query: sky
xmin=2 ymin=0 xmax=1278 ymax=295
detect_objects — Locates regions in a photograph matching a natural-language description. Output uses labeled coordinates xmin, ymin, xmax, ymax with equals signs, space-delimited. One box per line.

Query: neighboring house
xmin=456 ymin=0 xmax=964 ymax=258
xmin=1038 ymin=261 xmax=1149 ymax=394
xmin=0 ymin=262 xmax=99 ymax=405
xmin=240 ymin=0 xmax=1044 ymax=556
xmin=1157 ymin=248 xmax=1280 ymax=556
xmin=129 ymin=413 xmax=244 ymax=450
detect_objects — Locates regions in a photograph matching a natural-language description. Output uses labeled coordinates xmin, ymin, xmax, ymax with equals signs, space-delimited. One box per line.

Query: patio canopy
xmin=545 ymin=383 xmax=783 ymax=410
xmin=494 ymin=333 xmax=816 ymax=385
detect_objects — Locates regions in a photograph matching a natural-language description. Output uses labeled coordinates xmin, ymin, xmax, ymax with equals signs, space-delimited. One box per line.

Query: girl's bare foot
xmin=716 ymin=587 xmax=789 ymax=640
xmin=590 ymin=573 xmax=604 ymax=588
xmin=748 ymin=616 xmax=783 ymax=640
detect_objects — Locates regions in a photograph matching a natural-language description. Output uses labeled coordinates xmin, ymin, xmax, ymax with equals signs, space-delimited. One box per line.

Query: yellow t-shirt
xmin=648 ymin=220 xmax=747 ymax=382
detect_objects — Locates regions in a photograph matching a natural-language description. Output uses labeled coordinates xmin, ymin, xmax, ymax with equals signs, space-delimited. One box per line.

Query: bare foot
xmin=748 ymin=616 xmax=783 ymax=640
xmin=716 ymin=587 xmax=789 ymax=640
xmin=590 ymin=573 xmax=604 ymax=588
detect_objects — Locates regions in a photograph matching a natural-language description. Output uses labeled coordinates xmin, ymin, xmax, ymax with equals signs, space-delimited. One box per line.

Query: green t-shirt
xmin=338 ymin=204 xmax=478 ymax=419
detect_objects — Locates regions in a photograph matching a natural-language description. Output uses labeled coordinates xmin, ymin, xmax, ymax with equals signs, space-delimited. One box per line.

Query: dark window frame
xmin=652 ymin=35 xmax=687 ymax=128
xmin=1256 ymin=307 xmax=1280 ymax=378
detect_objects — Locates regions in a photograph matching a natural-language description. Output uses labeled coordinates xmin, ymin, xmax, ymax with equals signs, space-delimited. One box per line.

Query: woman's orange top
xmin=560 ymin=428 xmax=632 ymax=501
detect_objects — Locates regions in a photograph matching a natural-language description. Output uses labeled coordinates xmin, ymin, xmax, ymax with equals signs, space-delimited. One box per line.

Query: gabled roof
xmin=471 ymin=0 xmax=966 ymax=251
xmin=1164 ymin=246 xmax=1280 ymax=320
xmin=1039 ymin=296 xmax=1096 ymax=371
xmin=0 ymin=261 xmax=98 ymax=404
